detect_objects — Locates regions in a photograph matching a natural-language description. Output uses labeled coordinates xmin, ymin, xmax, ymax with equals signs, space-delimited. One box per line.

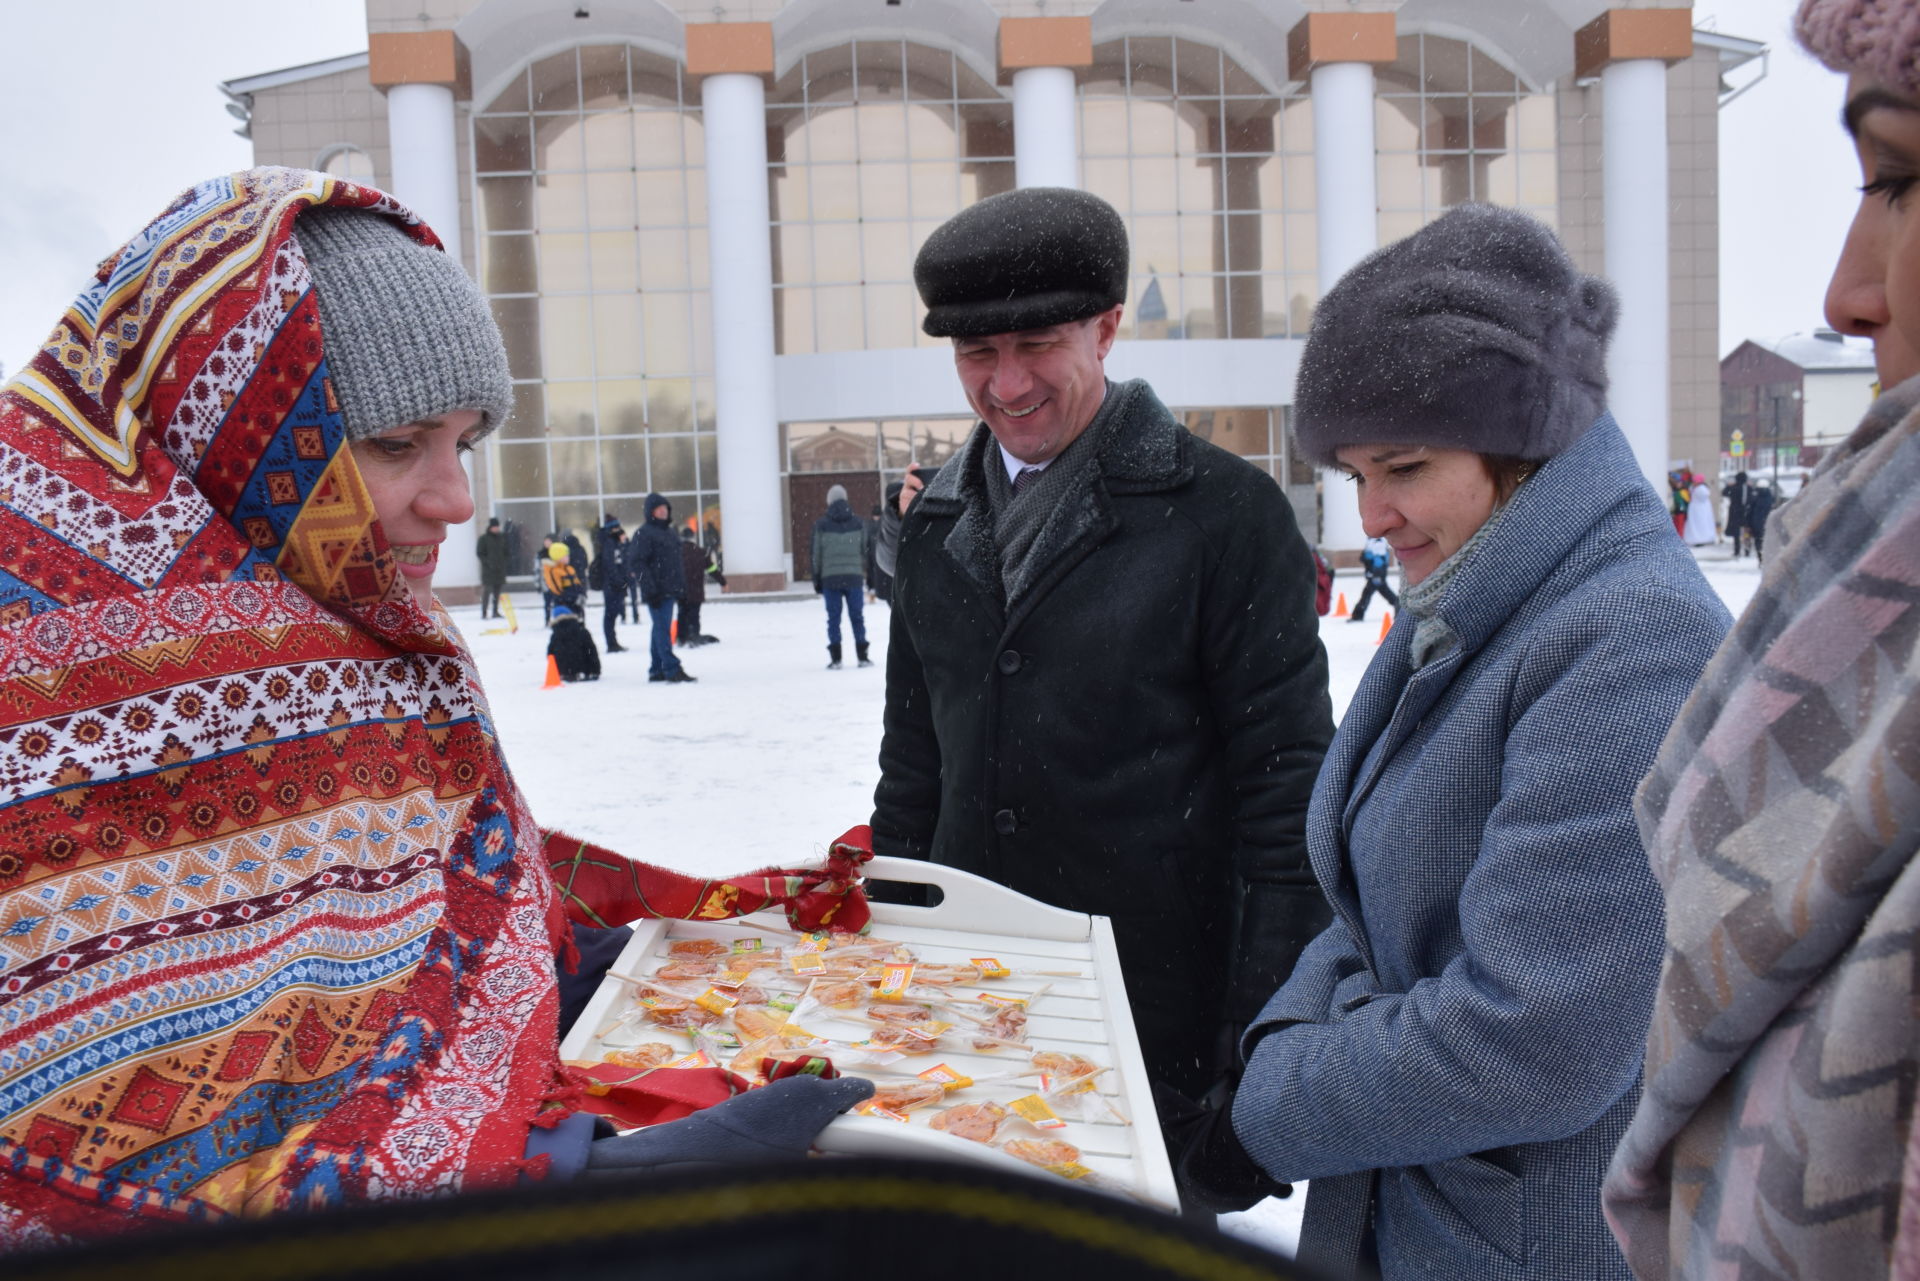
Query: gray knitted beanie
xmin=293 ymin=207 xmax=513 ymax=441
xmin=1292 ymin=203 xmax=1617 ymax=467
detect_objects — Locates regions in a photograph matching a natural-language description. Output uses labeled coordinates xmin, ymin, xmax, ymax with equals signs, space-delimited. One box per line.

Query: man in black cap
xmin=871 ymin=187 xmax=1334 ymax=1130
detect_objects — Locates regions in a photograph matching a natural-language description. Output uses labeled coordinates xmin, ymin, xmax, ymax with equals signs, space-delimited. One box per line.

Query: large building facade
xmin=222 ymin=0 xmax=1758 ymax=592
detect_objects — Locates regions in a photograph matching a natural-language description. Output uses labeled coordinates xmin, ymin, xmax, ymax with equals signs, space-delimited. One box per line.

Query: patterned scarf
xmin=1603 ymin=376 xmax=1920 ymax=1278
xmin=0 ymin=170 xmax=870 ymax=1246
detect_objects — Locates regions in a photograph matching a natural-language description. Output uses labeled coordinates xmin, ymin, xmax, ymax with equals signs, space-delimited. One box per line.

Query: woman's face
xmin=1826 ymin=77 xmax=1920 ymax=386
xmin=1334 ymin=444 xmax=1499 ymax=586
xmin=349 ymin=410 xmax=482 ymax=606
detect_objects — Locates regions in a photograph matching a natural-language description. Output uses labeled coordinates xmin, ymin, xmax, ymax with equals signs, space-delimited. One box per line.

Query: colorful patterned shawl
xmin=0 ymin=169 xmax=870 ymax=1246
xmin=1603 ymin=376 xmax=1920 ymax=1278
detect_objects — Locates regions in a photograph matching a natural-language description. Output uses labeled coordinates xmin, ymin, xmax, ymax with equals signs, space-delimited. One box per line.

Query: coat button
xmin=997 ymin=649 xmax=1022 ymax=675
xmin=993 ymin=809 xmax=1017 ymax=836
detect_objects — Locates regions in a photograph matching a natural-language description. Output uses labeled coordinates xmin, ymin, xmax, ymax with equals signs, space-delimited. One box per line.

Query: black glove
xmin=1167 ymin=1077 xmax=1290 ymax=1216
xmin=583 ymin=1075 xmax=873 ymax=1177
xmin=812 ymin=579 xmax=823 ymax=595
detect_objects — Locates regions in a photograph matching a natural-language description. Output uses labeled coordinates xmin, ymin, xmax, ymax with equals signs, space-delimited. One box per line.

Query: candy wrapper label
xmin=874 ymin=963 xmax=914 ymax=1001
xmin=711 ymin=970 xmax=749 ymax=989
xmin=731 ymin=938 xmax=765 ymax=954
xmin=1039 ymin=1072 xmax=1099 ymax=1097
xmin=768 ymin=992 xmax=799 ymax=1013
xmin=790 ymin=952 xmax=826 ymax=976
xmin=664 ymin=1051 xmax=712 ymax=1069
xmin=694 ymin=988 xmax=737 ymax=1016
xmin=905 ymin=1020 xmax=955 ymax=1042
xmin=853 ymin=1100 xmax=911 ymax=1123
xmin=971 ymin=957 xmax=1011 ymax=979
xmin=977 ymin=993 xmax=1026 ymax=1009
xmin=919 ymin=1064 xmax=974 ymax=1091
xmin=1008 ymin=1094 xmax=1069 ymax=1131
xmin=794 ymin=932 xmax=831 ymax=953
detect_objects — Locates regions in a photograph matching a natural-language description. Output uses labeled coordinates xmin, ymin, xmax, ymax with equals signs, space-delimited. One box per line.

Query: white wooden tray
xmin=560 ymin=855 xmax=1177 ymax=1209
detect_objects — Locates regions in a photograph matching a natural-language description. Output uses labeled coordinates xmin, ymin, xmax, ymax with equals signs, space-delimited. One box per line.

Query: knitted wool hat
xmin=1797 ymin=0 xmax=1920 ymax=96
xmin=826 ymin=484 xmax=848 ymax=505
xmin=915 ymin=188 xmax=1129 ymax=338
xmin=293 ymin=207 xmax=514 ymax=442
xmin=1292 ymin=203 xmax=1617 ymax=467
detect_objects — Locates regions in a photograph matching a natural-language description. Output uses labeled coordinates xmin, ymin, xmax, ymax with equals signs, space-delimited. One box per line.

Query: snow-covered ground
xmin=464 ymin=545 xmax=1763 ymax=1254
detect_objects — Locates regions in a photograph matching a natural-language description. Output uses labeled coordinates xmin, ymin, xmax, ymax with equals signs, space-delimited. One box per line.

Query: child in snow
xmin=547 ymin=603 xmax=601 ymax=681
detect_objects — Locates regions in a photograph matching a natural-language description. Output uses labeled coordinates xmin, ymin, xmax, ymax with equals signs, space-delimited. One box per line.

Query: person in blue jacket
xmin=1209 ymin=206 xmax=1730 ymax=1279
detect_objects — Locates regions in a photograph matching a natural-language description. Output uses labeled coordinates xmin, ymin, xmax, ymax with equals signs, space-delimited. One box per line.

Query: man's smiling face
xmin=952 ymin=306 xmax=1122 ymax=465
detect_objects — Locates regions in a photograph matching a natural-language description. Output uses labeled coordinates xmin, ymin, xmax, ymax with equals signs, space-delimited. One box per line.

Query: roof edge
xmin=221 ymin=51 xmax=371 ymax=97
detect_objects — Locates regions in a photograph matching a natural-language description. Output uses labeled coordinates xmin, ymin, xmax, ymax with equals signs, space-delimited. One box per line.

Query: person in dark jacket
xmin=676 ymin=525 xmax=724 ymax=646
xmin=594 ymin=519 xmax=630 ymax=653
xmin=872 ymin=187 xmax=1334 ymax=1121
xmin=476 ymin=516 xmax=509 ymax=619
xmin=1746 ymin=478 xmax=1776 ymax=562
xmin=1720 ymin=470 xmax=1752 ymax=557
xmin=546 ymin=604 xmax=601 ymax=681
xmin=866 ymin=497 xmax=895 ymax=603
xmin=631 ymin=492 xmax=693 ymax=683
xmin=1209 ymin=205 xmax=1729 ymax=1280
xmin=812 ymin=483 xmax=871 ymax=668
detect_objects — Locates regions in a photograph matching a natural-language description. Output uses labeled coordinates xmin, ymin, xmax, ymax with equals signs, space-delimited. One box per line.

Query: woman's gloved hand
xmin=583 ymin=1075 xmax=874 ymax=1177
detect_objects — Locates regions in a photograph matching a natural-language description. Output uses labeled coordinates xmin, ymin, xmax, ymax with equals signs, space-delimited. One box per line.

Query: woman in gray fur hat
xmin=1215 ymin=205 xmax=1729 ymax=1279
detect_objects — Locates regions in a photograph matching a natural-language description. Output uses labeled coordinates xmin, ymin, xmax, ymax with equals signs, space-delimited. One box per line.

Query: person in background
xmin=1348 ymin=534 xmax=1398 ymax=624
xmin=0 ymin=169 xmax=867 ymax=1241
xmin=1683 ymin=473 xmax=1717 ymax=547
xmin=1720 ymin=470 xmax=1752 ymax=558
xmin=632 ymin=492 xmax=694 ymax=683
xmin=1201 ymin=205 xmax=1728 ymax=1278
xmin=594 ymin=520 xmax=630 ymax=654
xmin=541 ymin=540 xmax=585 ymax=618
xmin=547 ymin=603 xmax=601 ymax=681
xmin=1667 ymin=471 xmax=1690 ymax=537
xmin=1745 ymin=478 xmax=1775 ymax=563
xmin=1604 ymin=5 xmax=1920 ymax=1276
xmin=477 ymin=515 xmax=509 ymax=619
xmin=676 ymin=524 xmax=724 ymax=647
xmin=873 ymin=187 xmax=1334 ymax=1138
xmin=812 ymin=482 xmax=871 ymax=669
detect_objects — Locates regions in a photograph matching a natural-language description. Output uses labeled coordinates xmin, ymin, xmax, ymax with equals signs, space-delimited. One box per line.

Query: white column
xmin=384 ymin=79 xmax=481 ymax=595
xmin=1602 ymin=58 xmax=1671 ymax=496
xmin=1012 ymin=66 xmax=1079 ymax=189
xmin=1310 ymin=60 xmax=1379 ymax=553
xmin=701 ymin=71 xmax=783 ymax=587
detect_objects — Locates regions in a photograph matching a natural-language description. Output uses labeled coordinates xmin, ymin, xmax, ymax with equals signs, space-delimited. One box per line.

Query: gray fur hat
xmin=293 ymin=206 xmax=514 ymax=442
xmin=914 ymin=187 xmax=1129 ymax=338
xmin=1292 ymin=203 xmax=1617 ymax=467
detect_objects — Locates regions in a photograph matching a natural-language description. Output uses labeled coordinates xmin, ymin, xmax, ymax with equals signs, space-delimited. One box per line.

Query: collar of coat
xmin=914 ymin=378 xmax=1189 ymax=606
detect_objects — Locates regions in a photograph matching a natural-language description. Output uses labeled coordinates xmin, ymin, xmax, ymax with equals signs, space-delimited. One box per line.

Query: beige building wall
xmin=366 ymin=0 xmax=480 ymax=35
xmin=246 ymin=67 xmax=391 ymax=195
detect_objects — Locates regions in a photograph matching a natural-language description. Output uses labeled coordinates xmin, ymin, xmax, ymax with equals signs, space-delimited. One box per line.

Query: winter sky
xmin=0 ymin=0 xmax=1860 ymax=379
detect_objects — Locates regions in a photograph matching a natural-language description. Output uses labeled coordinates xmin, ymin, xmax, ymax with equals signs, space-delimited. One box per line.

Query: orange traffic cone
xmin=670 ymin=618 xmax=678 ymax=644
xmin=1376 ymin=611 xmax=1393 ymax=645
xmin=542 ymin=654 xmax=563 ymax=689
xmin=1334 ymin=591 xmax=1349 ymax=618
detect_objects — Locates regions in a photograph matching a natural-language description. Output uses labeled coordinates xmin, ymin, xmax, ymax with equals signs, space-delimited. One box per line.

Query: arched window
xmin=317 ymin=144 xmax=376 ymax=185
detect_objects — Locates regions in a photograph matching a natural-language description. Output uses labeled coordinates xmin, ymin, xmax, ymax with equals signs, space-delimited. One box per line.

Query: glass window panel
xmin=541 ymin=297 xmax=594 ymax=379
xmin=646 ymin=378 xmax=695 ymax=433
xmin=859 ymin=164 xmax=910 ymax=219
xmin=778 ymin=287 xmax=816 ymax=355
xmin=904 ymin=103 xmax=959 ymax=160
xmin=1180 ymin=216 xmax=1218 ymax=274
xmin=1379 ymin=209 xmax=1425 ymax=247
xmin=772 ymin=107 xmax=808 ymax=164
xmin=579 ymin=44 xmax=630 ymax=109
xmin=538 ymin=233 xmax=590 ymax=292
xmin=689 ymin=230 xmax=710 ymax=292
xmin=643 ymin=294 xmax=692 ymax=375
xmin=697 ymin=433 xmax=718 ymax=491
xmin=903 ymin=43 xmax=954 ymax=101
xmin=588 ymin=231 xmax=637 ymax=292
xmin=483 ymin=234 xmax=537 ymax=295
xmin=1480 ymin=155 xmax=1520 ymax=207
xmin=487 ymin=68 xmax=530 ymax=114
xmin=492 ymin=500 xmax=550 ymax=572
xmin=637 ymin=228 xmax=689 ymax=289
xmin=1081 ymin=99 xmax=1128 ymax=156
xmin=1279 ymin=98 xmax=1313 ymax=152
xmin=585 ymin=169 xmax=636 ymax=229
xmin=857 ymin=104 xmax=909 ymax=161
xmin=495 ymin=441 xmax=549 ymax=500
xmin=808 ymin=164 xmax=860 ymax=220
xmin=475 ymin=115 xmax=533 ymax=172
xmin=536 ymin=172 xmax=587 ymax=228
xmin=479 ymin=175 xmax=534 ymax=232
xmin=1122 ymin=39 xmax=1175 ymax=97
xmin=1377 ymin=154 xmax=1424 ymax=210
xmin=1518 ymin=155 xmax=1557 ymax=209
xmin=1128 ymin=101 xmax=1178 ymax=156
xmin=1082 ymin=158 xmax=1130 ymax=211
xmin=546 ymin=381 xmax=596 ymax=436
xmin=805 ymin=109 xmax=859 ymax=163
xmin=1284 ymin=214 xmax=1317 ymax=275
xmin=863 ymin=221 xmax=913 ymax=280
xmin=592 ymin=295 xmax=643 ymax=377
xmin=907 ymin=162 xmax=957 ymax=218
xmin=963 ymin=161 xmax=1014 ymax=201
xmin=1132 ymin=157 xmax=1178 ymax=213
xmin=777 ymin=223 xmax=813 ymax=285
xmin=635 ymin=169 xmax=686 ymax=226
xmin=772 ymin=164 xmax=807 ymax=222
xmin=502 ymin=382 xmax=545 ymax=441
xmin=813 ymin=223 xmax=862 ymax=284
xmin=814 ymin=287 xmax=865 ymax=352
xmin=531 ymin=50 xmax=581 ymax=113
xmin=492 ymin=297 xmax=541 ymax=377
xmin=684 ymin=162 xmax=707 ymax=224
xmin=1222 ymin=57 xmax=1265 ymax=99
xmin=599 ymin=380 xmax=646 ymax=434
xmin=600 ymin=438 xmax=648 ymax=494
xmin=1178 ymin=156 xmax=1219 ymax=214
xmin=553 ymin=499 xmax=600 ymax=541
xmin=1517 ymin=94 xmax=1556 ymax=150
xmin=1282 ymin=154 xmax=1315 ymax=211
xmin=693 ymin=379 xmax=715 ymax=433
xmin=1131 ymin=216 xmax=1179 ymax=276
xmin=1375 ymin=98 xmax=1421 ymax=152
xmin=633 ymin=110 xmax=686 ymax=166
xmin=1286 ymin=282 xmax=1317 ymax=337
xmin=539 ymin=118 xmax=587 ymax=171
xmin=650 ymin=435 xmax=697 ymax=492
xmin=582 ymin=111 xmax=632 ymax=169
xmin=864 ymin=282 xmax=916 ymax=348
xmin=550 ymin=439 xmax=598 ymax=495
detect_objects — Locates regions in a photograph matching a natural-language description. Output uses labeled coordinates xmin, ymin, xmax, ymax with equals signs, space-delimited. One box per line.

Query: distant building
xmin=220 ymin=1 xmax=1760 ymax=585
xmin=1720 ymin=329 xmax=1877 ymax=475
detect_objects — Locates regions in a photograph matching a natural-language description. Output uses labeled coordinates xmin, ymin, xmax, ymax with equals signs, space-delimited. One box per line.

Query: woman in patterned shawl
xmin=0 ymin=170 xmax=867 ymax=1245
xmin=1602 ymin=3 xmax=1920 ymax=1277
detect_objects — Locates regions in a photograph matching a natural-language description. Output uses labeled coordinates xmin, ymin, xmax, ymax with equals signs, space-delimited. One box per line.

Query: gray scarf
xmin=1398 ymin=498 xmax=1515 ymax=669
xmin=981 ymin=382 xmax=1118 ymax=604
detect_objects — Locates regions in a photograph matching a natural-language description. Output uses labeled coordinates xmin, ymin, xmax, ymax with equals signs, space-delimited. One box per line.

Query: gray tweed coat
xmin=1232 ymin=416 xmax=1730 ymax=1279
